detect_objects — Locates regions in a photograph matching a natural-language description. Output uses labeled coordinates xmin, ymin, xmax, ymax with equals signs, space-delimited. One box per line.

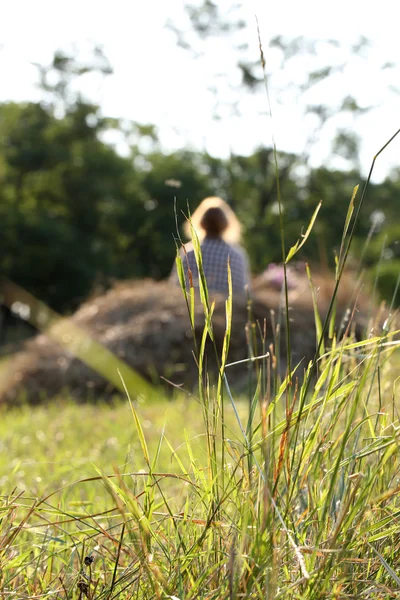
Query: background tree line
xmin=0 ymin=49 xmax=398 ymax=320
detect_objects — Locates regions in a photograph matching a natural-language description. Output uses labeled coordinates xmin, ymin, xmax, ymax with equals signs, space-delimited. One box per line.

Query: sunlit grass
xmin=0 ymin=396 xmax=247 ymax=496
xmin=0 ymin=338 xmax=399 ymax=598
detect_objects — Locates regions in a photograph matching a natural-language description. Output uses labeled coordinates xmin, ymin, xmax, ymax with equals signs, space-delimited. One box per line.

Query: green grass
xmin=0 ymin=397 xmax=245 ymax=499
xmin=0 ymin=337 xmax=399 ymax=599
xmin=1 ymin=232 xmax=400 ymax=598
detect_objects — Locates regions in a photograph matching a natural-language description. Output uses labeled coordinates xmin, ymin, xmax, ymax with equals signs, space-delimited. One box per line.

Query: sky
xmin=0 ymin=0 xmax=399 ymax=182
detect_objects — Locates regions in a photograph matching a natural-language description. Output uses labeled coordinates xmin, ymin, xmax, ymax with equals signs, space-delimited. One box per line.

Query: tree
xmin=0 ymin=100 xmax=147 ymax=310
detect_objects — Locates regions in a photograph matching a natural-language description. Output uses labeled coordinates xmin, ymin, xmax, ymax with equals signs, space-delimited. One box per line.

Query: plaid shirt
xmin=172 ymin=238 xmax=251 ymax=297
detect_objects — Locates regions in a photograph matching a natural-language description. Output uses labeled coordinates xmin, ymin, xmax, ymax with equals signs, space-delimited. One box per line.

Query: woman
xmin=172 ymin=197 xmax=251 ymax=298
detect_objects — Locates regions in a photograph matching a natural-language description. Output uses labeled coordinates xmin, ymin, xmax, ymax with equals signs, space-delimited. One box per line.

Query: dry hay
xmin=0 ymin=270 xmax=383 ymax=405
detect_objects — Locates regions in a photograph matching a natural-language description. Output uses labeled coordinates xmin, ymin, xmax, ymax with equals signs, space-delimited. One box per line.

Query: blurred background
xmin=0 ymin=0 xmax=399 ymax=347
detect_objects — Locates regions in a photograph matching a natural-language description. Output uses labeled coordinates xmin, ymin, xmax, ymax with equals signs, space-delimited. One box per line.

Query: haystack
xmin=0 ymin=270 xmax=379 ymax=405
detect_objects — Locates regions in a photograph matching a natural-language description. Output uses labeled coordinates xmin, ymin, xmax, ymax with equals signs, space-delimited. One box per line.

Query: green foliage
xmin=133 ymin=149 xmax=212 ymax=279
xmin=0 ymin=321 xmax=399 ymax=597
xmin=374 ymin=260 xmax=400 ymax=307
xmin=0 ymin=51 xmax=399 ymax=314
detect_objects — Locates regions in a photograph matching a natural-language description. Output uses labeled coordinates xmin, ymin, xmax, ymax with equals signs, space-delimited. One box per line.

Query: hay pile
xmin=0 ymin=271 xmax=378 ymax=405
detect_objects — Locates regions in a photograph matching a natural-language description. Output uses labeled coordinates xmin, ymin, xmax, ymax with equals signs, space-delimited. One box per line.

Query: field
xmin=1 ymin=324 xmax=400 ymax=598
xmin=1 ymin=177 xmax=400 ymax=598
xmin=2 ymin=9 xmax=400 ymax=597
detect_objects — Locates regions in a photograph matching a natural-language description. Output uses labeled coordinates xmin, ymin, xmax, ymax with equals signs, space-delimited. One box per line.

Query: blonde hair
xmin=184 ymin=196 xmax=242 ymax=244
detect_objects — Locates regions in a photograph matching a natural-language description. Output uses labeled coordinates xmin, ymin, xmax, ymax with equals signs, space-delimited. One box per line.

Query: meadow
xmin=1 ymin=131 xmax=400 ymax=599
xmin=1 ymin=254 xmax=400 ymax=599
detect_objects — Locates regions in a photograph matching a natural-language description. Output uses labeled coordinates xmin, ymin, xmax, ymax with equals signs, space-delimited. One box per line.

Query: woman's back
xmin=181 ymin=237 xmax=249 ymax=296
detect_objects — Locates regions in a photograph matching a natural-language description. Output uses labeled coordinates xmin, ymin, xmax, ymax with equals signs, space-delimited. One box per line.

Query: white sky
xmin=0 ymin=0 xmax=399 ymax=182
